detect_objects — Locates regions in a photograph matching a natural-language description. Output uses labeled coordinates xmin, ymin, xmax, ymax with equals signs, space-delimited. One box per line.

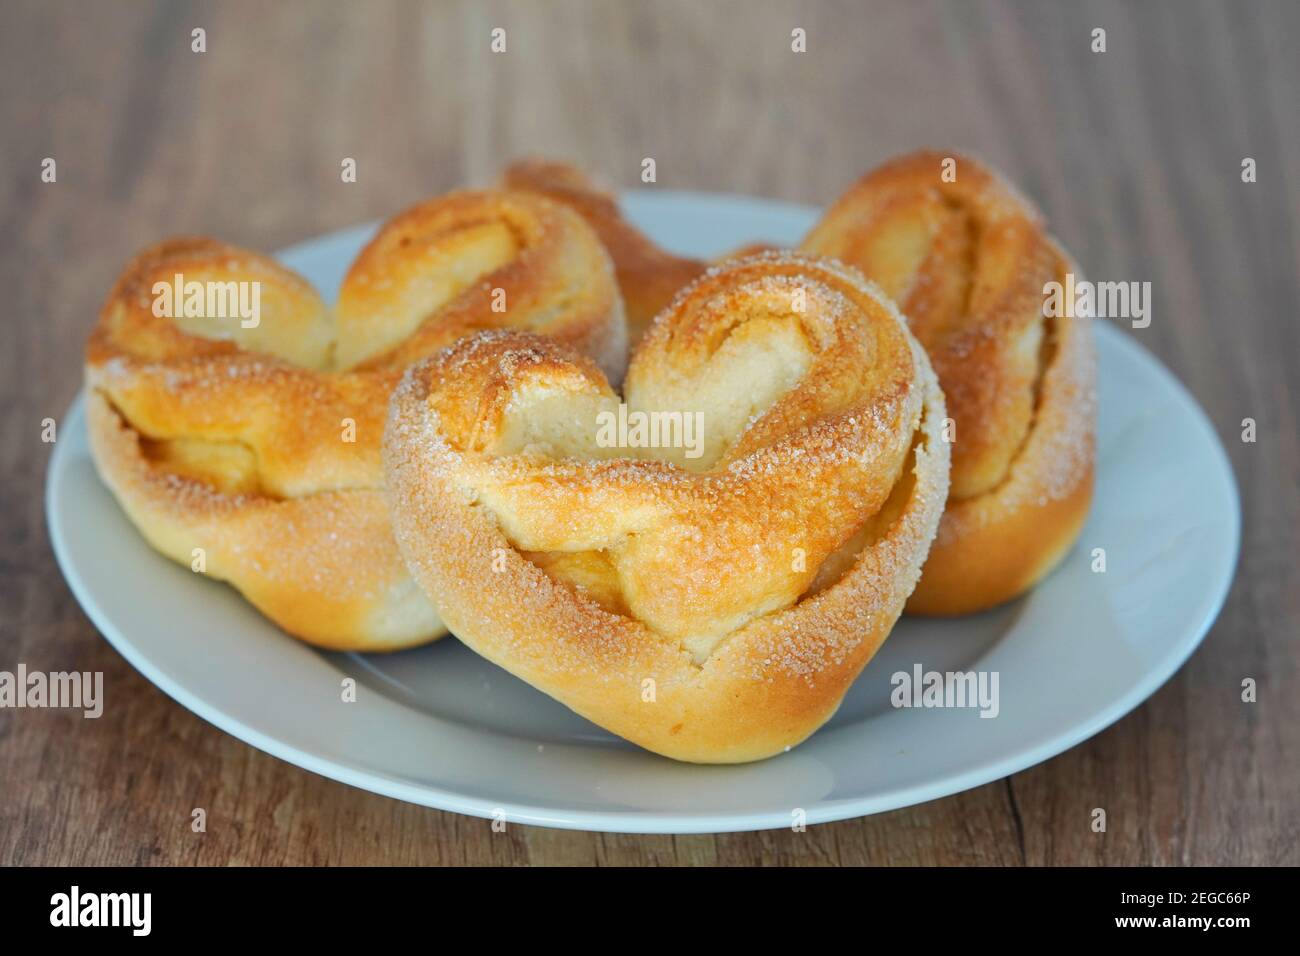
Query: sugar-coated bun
xmin=384 ymin=253 xmax=950 ymax=761
xmin=85 ymin=191 xmax=627 ymax=650
xmin=803 ymin=151 xmax=1096 ymax=615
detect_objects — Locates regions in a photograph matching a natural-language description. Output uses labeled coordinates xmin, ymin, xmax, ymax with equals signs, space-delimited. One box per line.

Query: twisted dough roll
xmin=384 ymin=253 xmax=950 ymax=762
xmin=501 ymin=159 xmax=707 ymax=344
xmin=85 ymin=191 xmax=627 ymax=650
xmin=802 ymin=151 xmax=1096 ymax=615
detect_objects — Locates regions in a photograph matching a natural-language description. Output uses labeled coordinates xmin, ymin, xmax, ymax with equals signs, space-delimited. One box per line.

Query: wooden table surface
xmin=2 ymin=0 xmax=1296 ymax=866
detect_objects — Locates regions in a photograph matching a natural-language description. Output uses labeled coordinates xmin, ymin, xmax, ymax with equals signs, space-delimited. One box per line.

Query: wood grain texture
xmin=1 ymin=0 xmax=1296 ymax=866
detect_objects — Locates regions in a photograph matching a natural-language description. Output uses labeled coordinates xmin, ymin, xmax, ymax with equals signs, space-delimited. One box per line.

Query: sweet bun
xmin=802 ymin=151 xmax=1095 ymax=615
xmin=85 ymin=191 xmax=626 ymax=650
xmin=383 ymin=253 xmax=950 ymax=762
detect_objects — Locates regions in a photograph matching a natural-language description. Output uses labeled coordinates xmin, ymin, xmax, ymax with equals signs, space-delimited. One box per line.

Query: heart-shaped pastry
xmin=803 ymin=151 xmax=1096 ymax=614
xmin=383 ymin=253 xmax=950 ymax=762
xmin=85 ymin=191 xmax=626 ymax=650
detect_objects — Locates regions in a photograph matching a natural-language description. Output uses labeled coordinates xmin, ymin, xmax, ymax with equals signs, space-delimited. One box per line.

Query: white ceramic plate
xmin=47 ymin=192 xmax=1240 ymax=833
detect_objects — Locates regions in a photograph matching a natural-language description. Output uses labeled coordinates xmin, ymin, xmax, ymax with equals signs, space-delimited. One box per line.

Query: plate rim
xmin=47 ymin=192 xmax=1241 ymax=834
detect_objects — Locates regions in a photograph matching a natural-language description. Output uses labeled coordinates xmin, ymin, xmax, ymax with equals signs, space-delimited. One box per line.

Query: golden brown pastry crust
xmin=85 ymin=191 xmax=627 ymax=650
xmin=501 ymin=159 xmax=707 ymax=344
xmin=802 ymin=151 xmax=1095 ymax=615
xmin=384 ymin=253 xmax=950 ymax=762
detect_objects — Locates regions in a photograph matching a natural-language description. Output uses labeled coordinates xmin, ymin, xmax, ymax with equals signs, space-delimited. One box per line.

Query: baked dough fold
xmin=803 ymin=151 xmax=1096 ymax=614
xmin=384 ymin=253 xmax=950 ymax=761
xmin=85 ymin=191 xmax=626 ymax=649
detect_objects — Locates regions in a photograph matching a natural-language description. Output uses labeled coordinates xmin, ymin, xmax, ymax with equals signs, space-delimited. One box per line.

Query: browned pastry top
xmin=86 ymin=190 xmax=628 ymax=499
xmin=803 ymin=150 xmax=1078 ymax=501
xmin=83 ymin=189 xmax=626 ymax=648
xmin=502 ymin=158 xmax=707 ymax=343
xmin=383 ymin=252 xmax=951 ymax=760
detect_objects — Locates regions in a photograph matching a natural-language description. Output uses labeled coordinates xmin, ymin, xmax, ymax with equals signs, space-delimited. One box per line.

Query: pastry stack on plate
xmin=85 ymin=151 xmax=1094 ymax=762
